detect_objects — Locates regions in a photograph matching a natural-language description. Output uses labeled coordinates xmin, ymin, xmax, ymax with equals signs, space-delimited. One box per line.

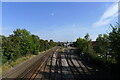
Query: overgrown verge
xmin=75 ymin=49 xmax=119 ymax=77
xmin=0 ymin=47 xmax=54 ymax=75
xmin=75 ymin=23 xmax=120 ymax=77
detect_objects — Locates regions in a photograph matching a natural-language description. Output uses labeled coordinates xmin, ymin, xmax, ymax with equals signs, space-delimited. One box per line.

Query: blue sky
xmin=2 ymin=2 xmax=118 ymax=42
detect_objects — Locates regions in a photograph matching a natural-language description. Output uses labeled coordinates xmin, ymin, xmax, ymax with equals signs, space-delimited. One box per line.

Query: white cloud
xmin=93 ymin=18 xmax=112 ymax=27
xmin=93 ymin=3 xmax=118 ymax=27
xmin=102 ymin=3 xmax=118 ymax=19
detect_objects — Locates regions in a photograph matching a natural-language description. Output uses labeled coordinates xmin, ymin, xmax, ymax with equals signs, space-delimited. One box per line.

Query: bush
xmin=1 ymin=29 xmax=57 ymax=65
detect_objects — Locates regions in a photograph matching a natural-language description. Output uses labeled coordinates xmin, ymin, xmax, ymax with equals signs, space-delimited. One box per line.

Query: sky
xmin=2 ymin=2 xmax=118 ymax=42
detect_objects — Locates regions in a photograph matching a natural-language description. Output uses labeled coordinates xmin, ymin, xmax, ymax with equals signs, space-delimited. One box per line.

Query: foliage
xmin=109 ymin=24 xmax=120 ymax=64
xmin=95 ymin=34 xmax=109 ymax=56
xmin=57 ymin=42 xmax=64 ymax=46
xmin=1 ymin=29 xmax=56 ymax=64
xmin=76 ymin=33 xmax=93 ymax=54
xmin=76 ymin=27 xmax=119 ymax=73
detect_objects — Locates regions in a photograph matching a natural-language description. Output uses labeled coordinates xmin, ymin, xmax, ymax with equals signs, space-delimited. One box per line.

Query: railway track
xmin=16 ymin=47 xmax=59 ymax=80
xmin=64 ymin=50 xmax=77 ymax=80
xmin=2 ymin=47 xmax=113 ymax=80
xmin=33 ymin=49 xmax=58 ymax=80
xmin=63 ymin=48 xmax=97 ymax=80
xmin=64 ymin=48 xmax=85 ymax=80
xmin=75 ymin=54 xmax=96 ymax=80
xmin=69 ymin=49 xmax=96 ymax=80
xmin=32 ymin=52 xmax=52 ymax=80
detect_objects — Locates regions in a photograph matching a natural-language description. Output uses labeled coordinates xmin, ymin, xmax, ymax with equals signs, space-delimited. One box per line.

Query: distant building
xmin=64 ymin=42 xmax=75 ymax=47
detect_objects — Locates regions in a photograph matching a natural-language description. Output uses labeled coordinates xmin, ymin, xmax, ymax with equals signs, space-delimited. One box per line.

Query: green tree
xmin=76 ymin=38 xmax=85 ymax=53
xmin=1 ymin=28 xmax=57 ymax=65
xmin=76 ymin=33 xmax=93 ymax=55
xmin=39 ymin=39 xmax=46 ymax=51
xmin=84 ymin=33 xmax=93 ymax=54
xmin=13 ymin=29 xmax=31 ymax=55
xmin=2 ymin=35 xmax=21 ymax=61
xmin=95 ymin=34 xmax=109 ymax=56
xmin=109 ymin=24 xmax=120 ymax=64
xmin=44 ymin=40 xmax=49 ymax=50
xmin=30 ymin=35 xmax=40 ymax=55
xmin=49 ymin=39 xmax=55 ymax=48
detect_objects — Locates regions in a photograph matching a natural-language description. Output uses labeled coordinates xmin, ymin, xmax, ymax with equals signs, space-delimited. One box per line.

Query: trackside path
xmin=2 ymin=47 xmax=59 ymax=79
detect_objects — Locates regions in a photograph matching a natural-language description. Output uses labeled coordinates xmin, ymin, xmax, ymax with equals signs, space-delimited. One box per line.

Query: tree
xmin=76 ymin=38 xmax=85 ymax=53
xmin=49 ymin=39 xmax=55 ymax=48
xmin=95 ymin=34 xmax=109 ymax=56
xmin=2 ymin=35 xmax=21 ymax=61
xmin=13 ymin=29 xmax=31 ymax=55
xmin=76 ymin=33 xmax=93 ymax=55
xmin=1 ymin=28 xmax=57 ymax=65
xmin=84 ymin=33 xmax=91 ymax=41
xmin=84 ymin=33 xmax=93 ymax=54
xmin=30 ymin=34 xmax=40 ymax=55
xmin=57 ymin=41 xmax=64 ymax=46
xmin=39 ymin=39 xmax=46 ymax=51
xmin=109 ymin=24 xmax=120 ymax=64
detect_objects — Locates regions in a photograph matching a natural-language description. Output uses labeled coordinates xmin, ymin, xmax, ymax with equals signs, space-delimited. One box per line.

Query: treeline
xmin=75 ymin=24 xmax=120 ymax=74
xmin=0 ymin=29 xmax=59 ymax=65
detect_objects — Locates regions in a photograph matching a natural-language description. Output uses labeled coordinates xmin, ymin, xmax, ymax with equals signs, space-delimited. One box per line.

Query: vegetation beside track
xmin=0 ymin=29 xmax=64 ymax=74
xmin=75 ymin=24 xmax=120 ymax=76
xmin=0 ymin=47 xmax=57 ymax=74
